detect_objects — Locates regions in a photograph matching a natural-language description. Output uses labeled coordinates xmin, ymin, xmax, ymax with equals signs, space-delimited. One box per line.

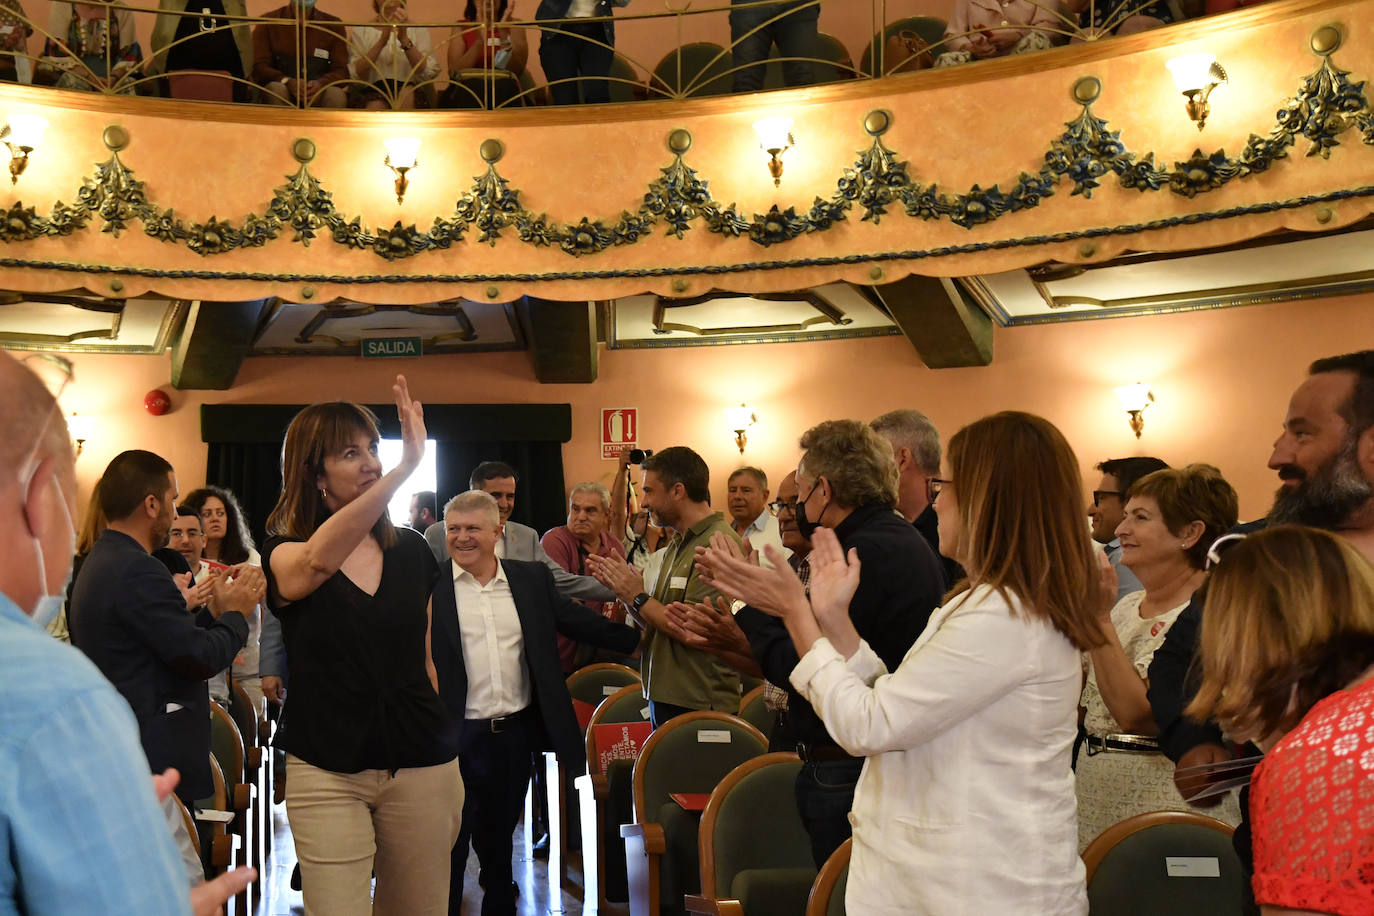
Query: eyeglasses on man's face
xmin=767 ymin=499 xmax=798 ymax=516
xmin=926 ymin=478 xmax=951 ymax=503
xmin=1092 ymin=489 xmax=1123 ymax=507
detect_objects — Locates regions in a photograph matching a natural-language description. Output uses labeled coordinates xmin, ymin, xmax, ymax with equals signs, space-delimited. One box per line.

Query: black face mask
xmin=795 ymin=479 xmax=831 ymax=540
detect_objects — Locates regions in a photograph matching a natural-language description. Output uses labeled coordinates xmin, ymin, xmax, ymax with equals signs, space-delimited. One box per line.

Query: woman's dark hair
xmin=182 ymin=485 xmax=256 ymax=564
xmin=266 ymin=401 xmax=396 ymax=550
xmin=463 ymin=0 xmax=507 ymax=20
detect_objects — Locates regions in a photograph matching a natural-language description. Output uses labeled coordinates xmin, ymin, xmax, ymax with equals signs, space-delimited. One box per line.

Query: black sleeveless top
xmin=263 ymin=527 xmax=458 ymax=773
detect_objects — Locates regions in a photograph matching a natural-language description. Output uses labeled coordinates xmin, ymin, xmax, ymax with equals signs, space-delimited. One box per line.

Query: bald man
xmin=0 ymin=351 xmax=252 ymax=915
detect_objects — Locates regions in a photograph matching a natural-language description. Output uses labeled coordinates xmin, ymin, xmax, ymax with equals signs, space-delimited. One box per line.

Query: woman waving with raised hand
xmin=696 ymin=411 xmax=1099 ymax=916
xmin=261 ymin=375 xmax=462 ymax=916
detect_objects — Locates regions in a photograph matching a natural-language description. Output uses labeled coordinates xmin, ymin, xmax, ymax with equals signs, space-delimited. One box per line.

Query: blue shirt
xmin=0 ymin=593 xmax=189 ymax=915
xmin=1106 ymin=538 xmax=1145 ymax=603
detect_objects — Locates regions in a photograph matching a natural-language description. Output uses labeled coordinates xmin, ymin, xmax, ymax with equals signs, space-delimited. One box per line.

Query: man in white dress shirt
xmin=726 ymin=466 xmax=790 ymax=566
xmin=430 ymin=490 xmax=640 ymax=916
xmin=424 ymin=460 xmax=613 ymax=602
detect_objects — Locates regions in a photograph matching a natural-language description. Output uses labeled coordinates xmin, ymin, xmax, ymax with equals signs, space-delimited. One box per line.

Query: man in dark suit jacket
xmin=431 ymin=489 xmax=639 ymax=916
xmin=69 ymin=449 xmax=263 ymax=805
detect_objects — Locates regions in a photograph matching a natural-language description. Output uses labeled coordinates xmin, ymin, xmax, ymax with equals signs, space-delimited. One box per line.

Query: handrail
xmin=0 ymin=0 xmax=1207 ymax=109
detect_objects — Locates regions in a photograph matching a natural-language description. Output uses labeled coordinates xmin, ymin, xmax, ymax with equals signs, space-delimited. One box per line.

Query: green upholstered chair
xmin=193 ymin=753 xmax=239 ymax=882
xmin=621 ymin=711 xmax=768 ymax=916
xmin=805 ymin=837 xmax=850 ymax=916
xmin=859 ymin=16 xmax=948 ymax=77
xmin=648 ymin=42 xmax=732 ymax=99
xmin=567 ymin=662 xmax=642 ymax=715
xmin=1082 ymin=810 xmax=1243 ymax=915
xmin=685 ymin=752 xmax=815 ymax=916
xmin=736 ymin=685 xmax=774 ymax=745
xmin=760 ymin=32 xmax=856 ymax=89
xmin=580 ymin=683 xmax=654 ymax=909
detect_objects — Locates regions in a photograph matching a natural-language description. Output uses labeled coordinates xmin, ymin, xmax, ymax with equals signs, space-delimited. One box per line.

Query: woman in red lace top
xmin=1188 ymin=525 xmax=1374 ymax=915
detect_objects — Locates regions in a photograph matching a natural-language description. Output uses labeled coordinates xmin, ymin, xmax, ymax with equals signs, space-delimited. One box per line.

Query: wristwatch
xmin=630 ymin=592 xmax=651 ymax=614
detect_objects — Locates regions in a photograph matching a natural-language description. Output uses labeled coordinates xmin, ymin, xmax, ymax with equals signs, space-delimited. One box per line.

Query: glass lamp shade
xmin=1114 ymin=382 xmax=1153 ymax=412
xmin=724 ymin=404 xmax=755 ymax=432
xmin=5 ymin=114 xmax=48 ymax=149
xmin=383 ymin=136 xmax=422 ymax=169
xmin=1165 ymin=54 xmax=1217 ymax=92
xmin=753 ymin=117 xmax=794 ymax=152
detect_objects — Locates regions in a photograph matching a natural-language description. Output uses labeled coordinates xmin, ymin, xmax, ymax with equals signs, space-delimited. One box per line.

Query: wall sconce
xmin=2 ymin=114 xmax=49 ymax=184
xmin=66 ymin=412 xmax=93 ymax=458
xmin=383 ymin=137 xmax=421 ymax=204
xmin=1114 ymin=382 xmax=1154 ymax=439
xmin=724 ymin=403 xmax=756 ymax=453
xmin=753 ymin=116 xmax=794 ymax=187
xmin=1165 ymin=54 xmax=1227 ymax=130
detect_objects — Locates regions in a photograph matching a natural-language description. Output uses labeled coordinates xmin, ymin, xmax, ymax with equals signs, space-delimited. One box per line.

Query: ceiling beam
xmin=514 ymin=297 xmax=599 ymax=383
xmin=869 ymin=276 xmax=993 ymax=368
xmin=171 ymin=299 xmax=272 ymax=390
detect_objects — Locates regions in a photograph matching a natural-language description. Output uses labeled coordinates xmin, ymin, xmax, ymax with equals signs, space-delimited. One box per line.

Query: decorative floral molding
xmin=2 ymin=44 xmax=1371 ymax=261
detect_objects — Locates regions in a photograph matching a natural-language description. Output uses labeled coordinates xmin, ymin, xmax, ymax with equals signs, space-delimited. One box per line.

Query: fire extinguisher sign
xmin=602 ymin=408 xmax=637 ymax=460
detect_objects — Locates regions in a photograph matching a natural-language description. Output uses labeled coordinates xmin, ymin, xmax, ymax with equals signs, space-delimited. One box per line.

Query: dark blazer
xmin=430 ymin=557 xmax=639 ymax=768
xmin=69 ymin=529 xmax=248 ymax=800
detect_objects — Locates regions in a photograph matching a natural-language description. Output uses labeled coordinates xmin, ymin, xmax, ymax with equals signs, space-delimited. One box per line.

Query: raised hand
xmin=585 ymin=553 xmax=644 ymax=602
xmin=698 ymin=533 xmax=806 ymax=619
xmin=174 ymin=572 xmax=214 ymax=610
xmin=212 ymin=566 xmax=266 ymax=617
xmin=806 ymin=528 xmax=860 ymax=624
xmin=393 ymin=374 xmax=427 ymax=474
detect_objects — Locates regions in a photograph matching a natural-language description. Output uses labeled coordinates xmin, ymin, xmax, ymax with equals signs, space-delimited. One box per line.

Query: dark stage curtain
xmin=200 ymin=403 xmax=572 ymax=543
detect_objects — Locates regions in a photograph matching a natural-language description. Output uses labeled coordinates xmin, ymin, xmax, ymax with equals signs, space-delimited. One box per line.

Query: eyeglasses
xmin=1092 ymin=489 xmax=1123 ymax=507
xmin=768 ymin=500 xmax=798 ymax=515
xmin=926 ymin=478 xmax=951 ymax=503
xmin=1205 ymin=532 xmax=1248 ymax=571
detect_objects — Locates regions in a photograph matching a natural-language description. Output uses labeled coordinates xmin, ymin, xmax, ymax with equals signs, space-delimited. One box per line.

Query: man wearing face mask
xmin=69 ymin=449 xmax=263 ymax=809
xmin=733 ymin=419 xmax=945 ymax=868
xmin=0 ymin=351 xmax=255 ymax=914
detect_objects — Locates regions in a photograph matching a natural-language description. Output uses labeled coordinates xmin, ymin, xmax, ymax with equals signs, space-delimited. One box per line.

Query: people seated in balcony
xmin=536 ymin=0 xmax=628 ymax=106
xmin=148 ymin=0 xmax=252 ymax=100
xmin=729 ymin=0 xmax=818 ymax=93
xmin=1063 ymin=0 xmax=1195 ymax=39
xmin=251 ymin=0 xmax=348 ymax=107
xmin=933 ymin=0 xmax=1063 ymax=67
xmin=39 ymin=0 xmax=144 ymax=93
xmin=442 ymin=0 xmax=527 ymax=107
xmin=0 ymin=0 xmax=34 ymax=83
xmin=349 ymin=0 xmax=438 ymax=109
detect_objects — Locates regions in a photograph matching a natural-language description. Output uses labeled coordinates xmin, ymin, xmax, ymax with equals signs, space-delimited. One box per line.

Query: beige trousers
xmin=286 ymin=754 xmax=464 ymax=916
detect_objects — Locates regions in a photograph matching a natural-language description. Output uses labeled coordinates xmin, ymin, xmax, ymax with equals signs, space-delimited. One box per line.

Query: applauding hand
xmin=806 ymin=528 xmax=860 ymax=625
xmin=696 ymin=532 xmax=807 ymax=620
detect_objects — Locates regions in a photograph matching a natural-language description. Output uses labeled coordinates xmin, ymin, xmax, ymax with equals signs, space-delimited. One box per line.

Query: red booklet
xmin=592 ymin=721 xmax=653 ymax=776
xmin=573 ymin=698 xmax=597 ymax=730
xmin=669 ymin=793 xmax=710 ymax=812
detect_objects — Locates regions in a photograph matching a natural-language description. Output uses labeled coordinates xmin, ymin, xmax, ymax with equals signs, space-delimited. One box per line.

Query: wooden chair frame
xmin=1081 ymin=809 xmax=1236 ymax=883
xmin=804 ymin=837 xmax=852 ymax=916
xmin=578 ymin=682 xmax=651 ymax=912
xmin=566 ymin=662 xmax=642 ymax=705
xmin=209 ymin=700 xmax=256 ymax=914
xmin=736 ymin=684 xmax=764 ymax=716
xmin=684 ymin=751 xmax=803 ymax=916
xmin=621 ymin=711 xmax=767 ymax=916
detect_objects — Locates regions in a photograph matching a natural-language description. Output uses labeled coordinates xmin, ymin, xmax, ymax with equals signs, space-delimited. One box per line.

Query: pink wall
xmin=42 ymin=292 xmax=1367 ymax=529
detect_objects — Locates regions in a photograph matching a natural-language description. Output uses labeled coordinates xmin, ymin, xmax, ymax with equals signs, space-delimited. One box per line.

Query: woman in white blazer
xmin=698 ymin=411 xmax=1101 ymax=915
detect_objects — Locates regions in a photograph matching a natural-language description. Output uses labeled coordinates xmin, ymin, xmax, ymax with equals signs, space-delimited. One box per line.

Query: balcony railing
xmin=0 ymin=0 xmax=1214 ymax=109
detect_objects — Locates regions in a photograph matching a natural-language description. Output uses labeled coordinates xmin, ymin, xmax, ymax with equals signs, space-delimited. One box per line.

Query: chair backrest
xmin=566 ymin=662 xmax=641 ymax=707
xmin=173 ymin=793 xmax=202 ymax=858
xmin=859 ymin=17 xmax=948 ymax=76
xmin=699 ymin=753 xmax=814 ymax=900
xmin=166 ymin=71 xmax=235 ymax=102
xmin=736 ymin=684 xmax=774 ymax=734
xmin=197 ymin=752 xmax=229 ymax=812
xmin=649 ymin=42 xmax=732 ymax=98
xmin=603 ymin=52 xmax=641 ymax=103
xmin=805 ymin=836 xmax=851 ymax=916
xmin=209 ymin=700 xmax=246 ymax=784
xmin=450 ymin=68 xmax=523 ymax=109
xmin=762 ymin=31 xmax=854 ymax=89
xmin=1083 ymin=810 xmax=1243 ymax=915
xmin=632 ymin=710 xmax=767 ymax=823
xmin=227 ymin=679 xmax=260 ymax=747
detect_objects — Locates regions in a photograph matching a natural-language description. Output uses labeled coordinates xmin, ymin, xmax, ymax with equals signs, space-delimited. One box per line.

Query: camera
xmin=629 ymin=448 xmax=653 ymax=465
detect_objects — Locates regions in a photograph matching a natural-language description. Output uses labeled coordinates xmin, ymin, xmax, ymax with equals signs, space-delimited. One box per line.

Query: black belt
xmin=467 ymin=706 xmax=533 ymax=735
xmin=796 ymin=741 xmax=859 ymax=763
xmin=1084 ymin=733 xmax=1161 ymax=756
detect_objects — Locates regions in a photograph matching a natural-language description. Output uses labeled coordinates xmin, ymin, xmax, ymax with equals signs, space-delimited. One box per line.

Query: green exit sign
xmin=361 ymin=337 xmax=422 ymax=358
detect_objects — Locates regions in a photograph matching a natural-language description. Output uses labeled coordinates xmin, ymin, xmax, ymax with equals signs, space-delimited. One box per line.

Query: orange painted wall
xmin=42 ymin=292 xmax=1370 ymax=529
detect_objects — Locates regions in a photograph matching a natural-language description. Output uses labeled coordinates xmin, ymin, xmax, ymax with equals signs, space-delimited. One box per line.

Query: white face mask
xmin=17 ymin=390 xmax=76 ymax=629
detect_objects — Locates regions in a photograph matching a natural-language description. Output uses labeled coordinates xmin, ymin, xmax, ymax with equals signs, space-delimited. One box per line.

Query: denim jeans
xmin=729 ymin=0 xmax=819 ymax=93
xmin=794 ymin=757 xmax=864 ymax=868
xmin=538 ymin=18 xmax=613 ymax=105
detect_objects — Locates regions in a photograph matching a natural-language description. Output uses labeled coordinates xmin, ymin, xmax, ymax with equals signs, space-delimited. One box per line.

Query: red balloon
xmin=144 ymin=389 xmax=171 ymax=416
